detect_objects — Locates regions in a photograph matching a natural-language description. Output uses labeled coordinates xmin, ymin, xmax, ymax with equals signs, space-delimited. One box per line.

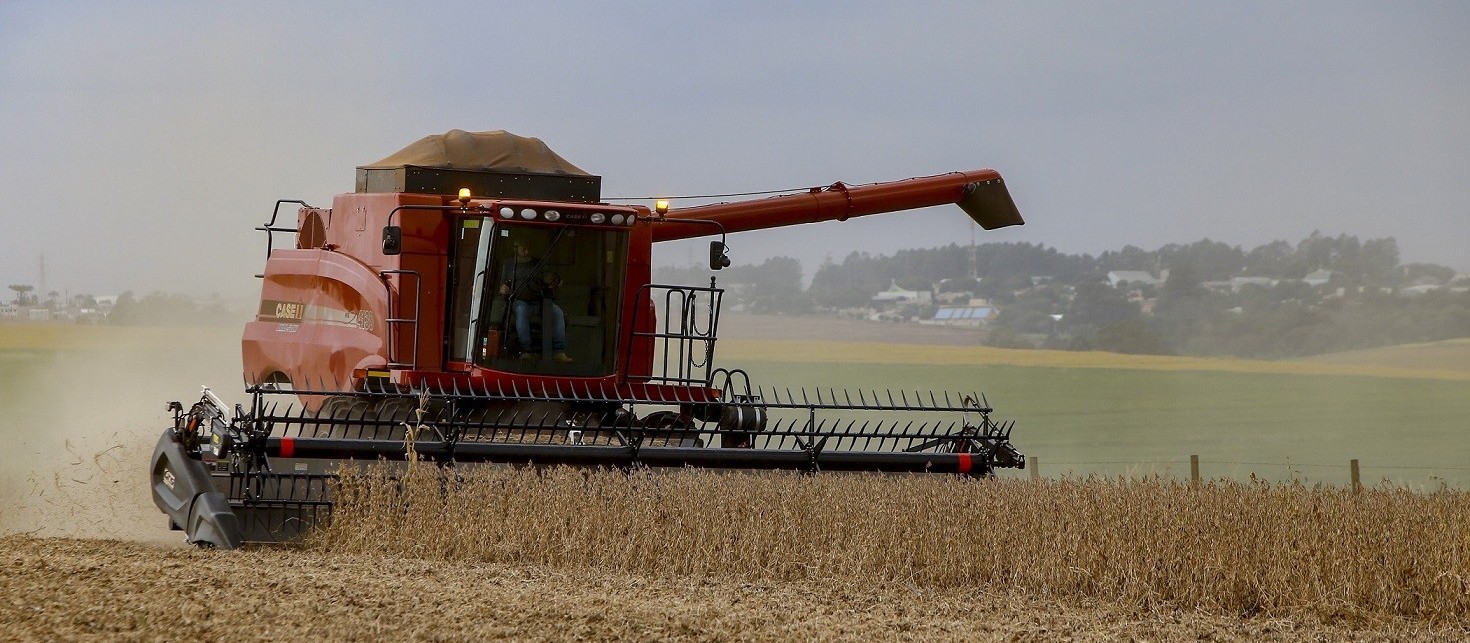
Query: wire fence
xmin=1011 ymin=455 xmax=1470 ymax=490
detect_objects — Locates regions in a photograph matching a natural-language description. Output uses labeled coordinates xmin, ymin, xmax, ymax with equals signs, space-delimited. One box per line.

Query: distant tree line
xmin=4 ymin=285 xmax=242 ymax=326
xmin=657 ymin=256 xmax=812 ymax=315
xmin=105 ymin=291 xmax=242 ymax=326
xmin=655 ymin=232 xmax=1470 ymax=358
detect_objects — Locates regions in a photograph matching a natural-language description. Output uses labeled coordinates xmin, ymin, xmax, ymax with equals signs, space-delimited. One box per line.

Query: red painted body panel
xmin=244 ymin=192 xmax=434 ymax=394
xmin=623 ymin=221 xmax=656 ymax=380
xmin=242 ymin=248 xmax=389 ymax=390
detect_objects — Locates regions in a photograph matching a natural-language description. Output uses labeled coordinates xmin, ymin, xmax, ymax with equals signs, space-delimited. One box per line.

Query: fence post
xmin=1190 ymin=454 xmax=1200 ymax=486
xmin=1028 ymin=456 xmax=1039 ymax=481
xmin=1350 ymin=459 xmax=1360 ymax=494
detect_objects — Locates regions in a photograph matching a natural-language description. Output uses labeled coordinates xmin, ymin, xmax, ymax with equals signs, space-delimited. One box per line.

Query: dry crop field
xmin=3 ymin=321 xmax=1469 ymax=641
xmin=5 ymin=468 xmax=1469 ymax=641
xmin=319 ymin=465 xmax=1470 ymax=622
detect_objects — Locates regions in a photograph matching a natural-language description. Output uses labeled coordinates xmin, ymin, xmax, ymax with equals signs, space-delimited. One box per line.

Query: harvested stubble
xmin=314 ymin=465 xmax=1470 ymax=624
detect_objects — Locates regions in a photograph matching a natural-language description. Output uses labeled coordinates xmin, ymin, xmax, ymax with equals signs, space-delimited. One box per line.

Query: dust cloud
xmin=0 ymin=327 xmax=241 ymax=545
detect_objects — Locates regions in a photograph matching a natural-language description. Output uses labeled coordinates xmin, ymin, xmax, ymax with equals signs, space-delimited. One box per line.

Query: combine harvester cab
xmin=151 ymin=129 xmax=1028 ymax=548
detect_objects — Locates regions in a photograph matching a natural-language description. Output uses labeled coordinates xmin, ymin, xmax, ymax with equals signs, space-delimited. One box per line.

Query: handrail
xmin=256 ymin=200 xmax=312 ymax=260
xmin=379 ymin=269 xmax=422 ymax=370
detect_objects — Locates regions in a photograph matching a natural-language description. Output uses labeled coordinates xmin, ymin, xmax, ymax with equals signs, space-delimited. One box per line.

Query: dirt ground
xmin=5 ymin=536 xmax=1463 ymax=643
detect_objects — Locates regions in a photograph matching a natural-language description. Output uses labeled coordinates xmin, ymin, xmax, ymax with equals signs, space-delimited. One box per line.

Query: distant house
xmin=870 ymin=281 xmax=932 ymax=305
xmin=1107 ymin=271 xmax=1162 ymax=288
xmin=0 ymin=304 xmax=17 ymax=319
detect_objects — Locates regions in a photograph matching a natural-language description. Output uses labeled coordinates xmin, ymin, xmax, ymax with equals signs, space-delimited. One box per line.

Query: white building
xmin=870 ymin=281 xmax=932 ymax=305
xmin=1107 ymin=271 xmax=1163 ymax=288
xmin=1303 ymin=270 xmax=1335 ymax=287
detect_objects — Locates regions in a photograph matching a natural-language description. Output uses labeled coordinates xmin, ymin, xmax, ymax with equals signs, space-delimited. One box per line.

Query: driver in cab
xmin=499 ymin=239 xmax=573 ymax=363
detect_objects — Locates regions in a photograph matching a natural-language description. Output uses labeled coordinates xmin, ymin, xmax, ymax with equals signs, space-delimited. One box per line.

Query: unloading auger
xmin=150 ymin=129 xmax=1026 ymax=548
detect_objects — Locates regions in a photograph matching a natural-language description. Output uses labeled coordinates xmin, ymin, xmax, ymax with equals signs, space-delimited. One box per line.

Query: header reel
xmin=151 ymin=379 xmax=1023 ymax=548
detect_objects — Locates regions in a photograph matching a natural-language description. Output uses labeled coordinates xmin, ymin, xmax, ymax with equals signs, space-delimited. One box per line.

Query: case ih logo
xmin=258 ymin=300 xmax=373 ymax=331
xmin=261 ymin=300 xmax=305 ymax=321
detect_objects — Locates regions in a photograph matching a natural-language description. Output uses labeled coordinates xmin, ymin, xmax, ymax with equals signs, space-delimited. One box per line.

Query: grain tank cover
xmin=356 ymin=129 xmax=601 ymax=202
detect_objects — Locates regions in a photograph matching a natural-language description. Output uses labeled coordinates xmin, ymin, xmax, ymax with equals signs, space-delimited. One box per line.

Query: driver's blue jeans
xmin=513 ymin=300 xmax=566 ymax=352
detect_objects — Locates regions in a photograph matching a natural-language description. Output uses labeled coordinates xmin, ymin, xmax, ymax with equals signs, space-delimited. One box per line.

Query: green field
xmin=726 ymin=358 xmax=1470 ymax=487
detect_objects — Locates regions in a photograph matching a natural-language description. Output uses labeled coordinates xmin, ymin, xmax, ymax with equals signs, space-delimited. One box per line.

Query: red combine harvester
xmin=151 ymin=130 xmax=1027 ymax=548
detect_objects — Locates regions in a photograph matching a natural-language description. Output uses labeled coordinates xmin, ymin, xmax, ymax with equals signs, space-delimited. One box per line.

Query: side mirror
xmin=709 ymin=240 xmax=731 ymax=270
xmin=382 ymin=226 xmax=402 ymax=255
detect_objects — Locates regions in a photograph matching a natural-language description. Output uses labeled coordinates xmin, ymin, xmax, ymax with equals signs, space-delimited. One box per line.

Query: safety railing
xmin=254 ymin=200 xmax=312 ymax=276
xmin=624 ymin=282 xmax=724 ymax=387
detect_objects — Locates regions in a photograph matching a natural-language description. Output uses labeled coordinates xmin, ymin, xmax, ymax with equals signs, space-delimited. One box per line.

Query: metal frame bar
xmin=380 ymin=269 xmax=422 ymax=370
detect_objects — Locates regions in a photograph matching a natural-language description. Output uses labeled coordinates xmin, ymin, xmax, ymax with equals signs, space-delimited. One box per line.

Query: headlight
xmin=519 ymin=208 xmax=537 ymax=220
xmin=499 ymin=207 xmax=514 ymax=219
xmin=610 ymin=214 xmax=624 ymax=225
xmin=544 ymin=210 xmax=561 ymax=222
xmin=589 ymin=212 xmax=606 ymax=224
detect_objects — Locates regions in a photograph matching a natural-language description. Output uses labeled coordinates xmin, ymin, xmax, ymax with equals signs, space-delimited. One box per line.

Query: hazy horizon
xmin=3 ymin=2 xmax=1466 ymax=301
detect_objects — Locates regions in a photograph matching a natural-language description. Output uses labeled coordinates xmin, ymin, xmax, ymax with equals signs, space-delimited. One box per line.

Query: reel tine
xmin=848 ymin=419 xmax=869 ymax=450
xmin=294 ymin=403 xmax=311 ymax=437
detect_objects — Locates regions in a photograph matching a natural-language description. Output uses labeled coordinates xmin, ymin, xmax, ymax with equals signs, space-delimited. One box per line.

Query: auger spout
xmin=650 ymin=170 xmax=1023 ymax=243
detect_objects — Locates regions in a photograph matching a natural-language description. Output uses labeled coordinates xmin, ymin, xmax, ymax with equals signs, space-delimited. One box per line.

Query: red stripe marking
xmin=957 ymin=452 xmax=972 ymax=474
xmin=280 ymin=436 xmax=295 ymax=458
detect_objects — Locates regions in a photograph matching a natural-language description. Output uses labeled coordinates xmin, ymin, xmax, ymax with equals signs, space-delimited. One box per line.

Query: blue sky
xmin=2 ymin=1 xmax=1466 ymax=298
